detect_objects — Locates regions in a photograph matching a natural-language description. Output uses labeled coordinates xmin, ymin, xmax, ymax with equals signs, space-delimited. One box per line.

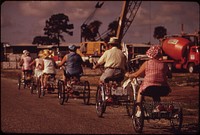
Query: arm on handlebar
xmin=125 ymin=61 xmax=146 ymax=78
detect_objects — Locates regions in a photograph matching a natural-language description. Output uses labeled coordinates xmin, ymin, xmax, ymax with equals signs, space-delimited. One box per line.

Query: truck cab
xmin=77 ymin=41 xmax=107 ymax=67
xmin=186 ymin=45 xmax=199 ymax=73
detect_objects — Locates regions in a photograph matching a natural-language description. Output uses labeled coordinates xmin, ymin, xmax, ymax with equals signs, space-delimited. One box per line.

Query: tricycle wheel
xmin=58 ymin=80 xmax=66 ymax=105
xmin=96 ymin=85 xmax=106 ymax=117
xmin=132 ymin=102 xmax=144 ymax=133
xmin=83 ymin=81 xmax=90 ymax=105
xmin=170 ymin=107 xmax=183 ymax=133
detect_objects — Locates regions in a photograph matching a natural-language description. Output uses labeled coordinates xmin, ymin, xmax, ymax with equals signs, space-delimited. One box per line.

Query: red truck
xmin=161 ymin=34 xmax=199 ymax=73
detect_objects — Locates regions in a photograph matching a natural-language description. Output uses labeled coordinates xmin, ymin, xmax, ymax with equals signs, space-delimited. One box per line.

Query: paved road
xmin=1 ymin=77 xmax=188 ymax=134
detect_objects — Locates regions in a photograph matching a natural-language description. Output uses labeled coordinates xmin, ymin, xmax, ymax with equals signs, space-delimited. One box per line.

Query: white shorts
xmin=34 ymin=69 xmax=43 ymax=78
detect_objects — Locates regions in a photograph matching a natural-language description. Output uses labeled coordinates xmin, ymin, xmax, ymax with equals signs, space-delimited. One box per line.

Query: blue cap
xmin=68 ymin=45 xmax=76 ymax=51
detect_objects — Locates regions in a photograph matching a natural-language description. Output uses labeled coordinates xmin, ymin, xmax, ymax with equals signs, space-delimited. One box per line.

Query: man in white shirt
xmin=93 ymin=37 xmax=127 ymax=83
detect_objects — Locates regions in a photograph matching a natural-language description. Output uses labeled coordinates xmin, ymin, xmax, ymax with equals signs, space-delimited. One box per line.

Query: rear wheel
xmin=83 ymin=81 xmax=90 ymax=105
xmin=170 ymin=107 xmax=183 ymax=133
xmin=132 ymin=103 xmax=144 ymax=133
xmin=96 ymin=85 xmax=106 ymax=117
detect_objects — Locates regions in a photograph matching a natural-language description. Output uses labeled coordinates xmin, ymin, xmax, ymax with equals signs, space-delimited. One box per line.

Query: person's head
xmin=23 ymin=50 xmax=28 ymax=54
xmin=38 ymin=50 xmax=44 ymax=58
xmin=146 ymin=45 xmax=163 ymax=59
xmin=108 ymin=37 xmax=119 ymax=47
xmin=24 ymin=50 xmax=30 ymax=56
xmin=68 ymin=44 xmax=77 ymax=52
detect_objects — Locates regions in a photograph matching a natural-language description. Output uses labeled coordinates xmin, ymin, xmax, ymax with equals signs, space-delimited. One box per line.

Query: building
xmin=1 ymin=42 xmax=80 ymax=69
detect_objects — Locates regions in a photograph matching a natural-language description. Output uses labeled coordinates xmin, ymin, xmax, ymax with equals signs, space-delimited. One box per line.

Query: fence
xmin=1 ymin=53 xmax=21 ymax=69
xmin=1 ymin=53 xmax=37 ymax=69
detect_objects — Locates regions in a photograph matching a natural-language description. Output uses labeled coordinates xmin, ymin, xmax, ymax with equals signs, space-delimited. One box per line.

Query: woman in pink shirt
xmin=19 ymin=51 xmax=33 ymax=80
xmin=125 ymin=45 xmax=172 ymax=116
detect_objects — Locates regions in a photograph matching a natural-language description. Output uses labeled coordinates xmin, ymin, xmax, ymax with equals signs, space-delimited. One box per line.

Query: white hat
xmin=23 ymin=50 xmax=28 ymax=54
xmin=108 ymin=37 xmax=119 ymax=44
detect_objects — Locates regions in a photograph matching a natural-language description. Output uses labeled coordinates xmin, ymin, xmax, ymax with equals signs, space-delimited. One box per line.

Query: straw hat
xmin=108 ymin=37 xmax=119 ymax=44
xmin=146 ymin=45 xmax=162 ymax=59
xmin=41 ymin=49 xmax=54 ymax=58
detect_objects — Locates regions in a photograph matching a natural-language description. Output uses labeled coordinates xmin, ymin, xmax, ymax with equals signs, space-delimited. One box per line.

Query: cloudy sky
xmin=1 ymin=1 xmax=199 ymax=45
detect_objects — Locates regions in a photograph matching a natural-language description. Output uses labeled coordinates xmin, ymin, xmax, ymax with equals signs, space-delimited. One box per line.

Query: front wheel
xmin=132 ymin=103 xmax=144 ymax=133
xmin=126 ymin=84 xmax=135 ymax=117
xmin=96 ymin=85 xmax=106 ymax=117
xmin=188 ymin=63 xmax=195 ymax=73
xmin=37 ymin=81 xmax=41 ymax=98
xmin=18 ymin=74 xmax=21 ymax=90
xmin=30 ymin=82 xmax=35 ymax=94
xmin=83 ymin=81 xmax=90 ymax=105
xmin=58 ymin=80 xmax=66 ymax=105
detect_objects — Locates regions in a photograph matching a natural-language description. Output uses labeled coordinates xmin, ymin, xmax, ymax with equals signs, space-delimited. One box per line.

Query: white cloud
xmin=19 ymin=1 xmax=59 ymax=17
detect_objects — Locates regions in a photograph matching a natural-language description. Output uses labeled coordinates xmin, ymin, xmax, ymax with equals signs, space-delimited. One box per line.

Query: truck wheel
xmin=167 ymin=63 xmax=173 ymax=71
xmin=188 ymin=63 xmax=195 ymax=73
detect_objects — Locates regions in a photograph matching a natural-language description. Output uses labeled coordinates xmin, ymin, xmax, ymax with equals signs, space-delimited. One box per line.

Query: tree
xmin=32 ymin=36 xmax=54 ymax=45
xmin=44 ymin=13 xmax=74 ymax=50
xmin=81 ymin=20 xmax=102 ymax=42
xmin=103 ymin=20 xmax=118 ymax=42
xmin=153 ymin=26 xmax=167 ymax=40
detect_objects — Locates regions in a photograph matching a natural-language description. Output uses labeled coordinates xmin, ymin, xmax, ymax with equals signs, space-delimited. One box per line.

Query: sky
xmin=1 ymin=1 xmax=199 ymax=45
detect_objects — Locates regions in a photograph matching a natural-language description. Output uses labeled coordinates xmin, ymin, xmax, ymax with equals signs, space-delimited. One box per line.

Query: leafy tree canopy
xmin=153 ymin=26 xmax=167 ymax=40
xmin=81 ymin=20 xmax=102 ymax=42
xmin=44 ymin=13 xmax=74 ymax=45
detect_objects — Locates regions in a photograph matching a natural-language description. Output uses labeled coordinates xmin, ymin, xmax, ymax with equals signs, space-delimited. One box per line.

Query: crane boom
xmin=116 ymin=1 xmax=142 ymax=44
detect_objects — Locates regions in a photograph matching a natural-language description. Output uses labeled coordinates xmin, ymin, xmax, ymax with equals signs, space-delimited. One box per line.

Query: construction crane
xmin=80 ymin=2 xmax=104 ymax=42
xmin=95 ymin=1 xmax=142 ymax=44
xmin=116 ymin=1 xmax=142 ymax=44
xmin=78 ymin=1 xmax=142 ymax=67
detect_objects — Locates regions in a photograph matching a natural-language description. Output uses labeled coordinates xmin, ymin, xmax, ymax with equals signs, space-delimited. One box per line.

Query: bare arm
xmin=125 ymin=61 xmax=146 ymax=78
xmin=29 ymin=59 xmax=36 ymax=67
xmin=57 ymin=55 xmax=67 ymax=67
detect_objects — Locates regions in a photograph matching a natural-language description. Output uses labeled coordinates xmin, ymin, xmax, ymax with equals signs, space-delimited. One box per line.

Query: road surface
xmin=1 ymin=75 xmax=198 ymax=134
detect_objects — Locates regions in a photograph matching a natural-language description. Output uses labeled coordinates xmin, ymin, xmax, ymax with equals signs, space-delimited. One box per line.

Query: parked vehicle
xmin=162 ymin=34 xmax=199 ymax=73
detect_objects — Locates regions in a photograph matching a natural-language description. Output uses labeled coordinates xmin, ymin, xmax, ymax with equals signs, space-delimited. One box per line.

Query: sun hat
xmin=146 ymin=45 xmax=162 ymax=59
xmin=41 ymin=49 xmax=54 ymax=58
xmin=48 ymin=50 xmax=54 ymax=58
xmin=108 ymin=37 xmax=119 ymax=44
xmin=68 ymin=44 xmax=77 ymax=51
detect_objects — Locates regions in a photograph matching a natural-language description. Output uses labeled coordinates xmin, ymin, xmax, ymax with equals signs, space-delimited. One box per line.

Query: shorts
xmin=34 ymin=69 xmax=43 ymax=78
xmin=63 ymin=70 xmax=82 ymax=80
xmin=22 ymin=70 xmax=33 ymax=74
xmin=100 ymin=68 xmax=124 ymax=83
